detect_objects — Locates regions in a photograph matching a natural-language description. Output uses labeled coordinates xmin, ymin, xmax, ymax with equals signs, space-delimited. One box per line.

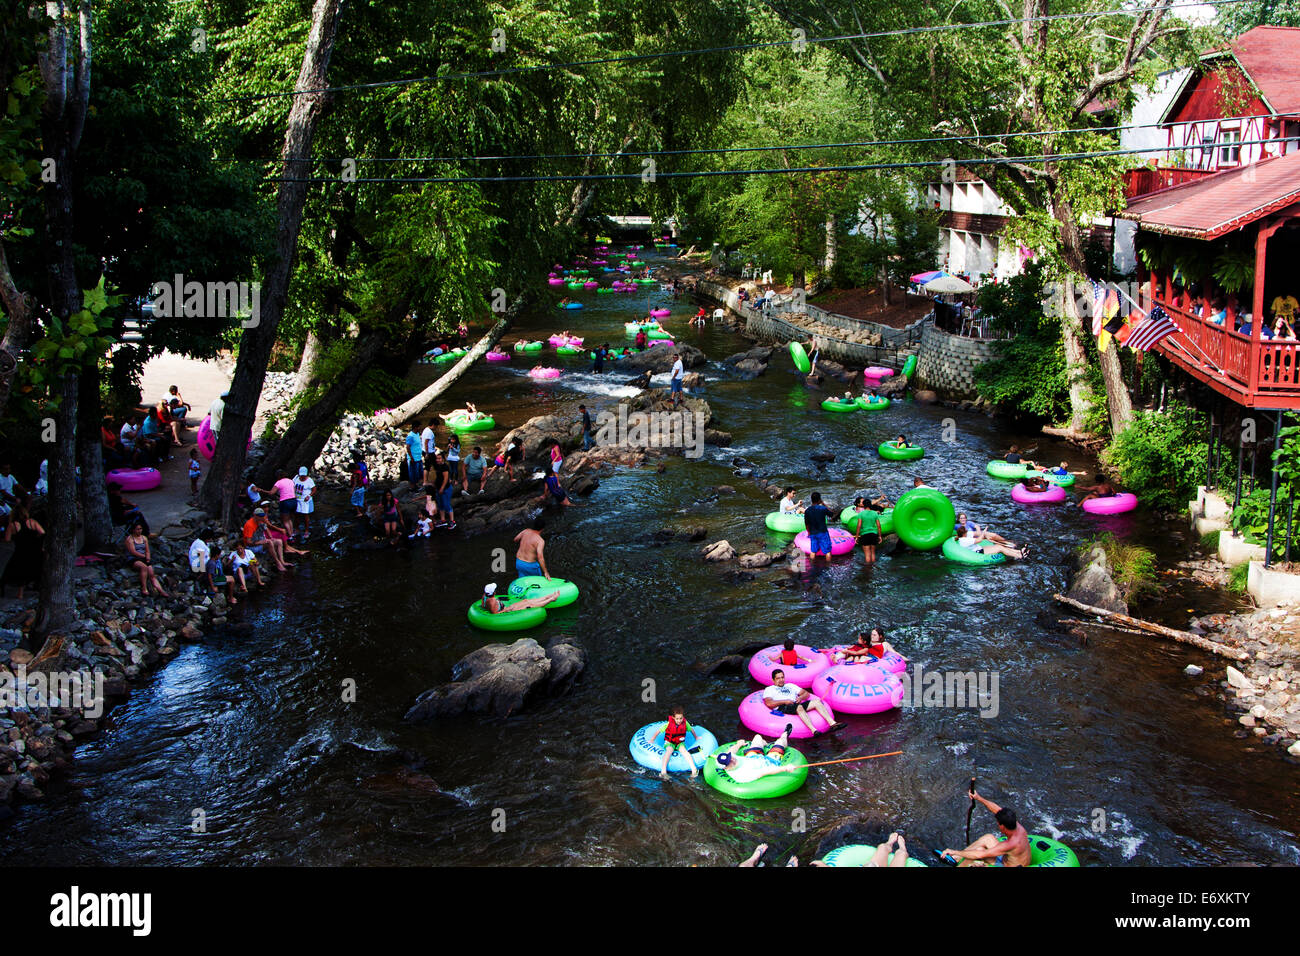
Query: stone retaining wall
xmin=914 ymin=324 xmax=999 ymax=399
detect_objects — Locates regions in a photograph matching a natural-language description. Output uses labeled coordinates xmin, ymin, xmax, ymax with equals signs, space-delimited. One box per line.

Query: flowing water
xmin=3 ymin=255 xmax=1298 ymax=866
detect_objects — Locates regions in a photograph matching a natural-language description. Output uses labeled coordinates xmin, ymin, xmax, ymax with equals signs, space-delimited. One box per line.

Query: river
xmin=3 ymin=253 xmax=1298 ymax=866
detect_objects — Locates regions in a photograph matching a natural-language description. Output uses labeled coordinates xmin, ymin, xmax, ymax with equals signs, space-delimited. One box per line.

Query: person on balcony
xmin=1273 ymin=315 xmax=1296 ymax=341
xmin=1208 ymin=297 xmax=1228 ymax=326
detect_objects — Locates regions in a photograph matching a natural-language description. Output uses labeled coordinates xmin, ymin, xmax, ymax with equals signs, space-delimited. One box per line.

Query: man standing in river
xmin=513 ymin=517 xmax=551 ymax=579
xmin=942 ymin=787 xmax=1032 ymax=867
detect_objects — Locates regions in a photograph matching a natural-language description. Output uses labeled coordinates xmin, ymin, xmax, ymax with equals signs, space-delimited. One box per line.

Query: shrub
xmin=1102 ymin=400 xmax=1209 ymax=510
xmin=1076 ymin=532 xmax=1158 ymax=601
xmin=1230 ymin=487 xmax=1300 ymax=558
xmin=1228 ymin=562 xmax=1249 ymax=593
xmin=1199 ymin=530 xmax=1220 ymax=551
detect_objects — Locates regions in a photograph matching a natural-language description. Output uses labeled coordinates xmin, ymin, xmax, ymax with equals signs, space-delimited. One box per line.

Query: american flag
xmin=1090 ymin=280 xmax=1106 ymax=335
xmin=1126 ymin=305 xmax=1180 ymax=352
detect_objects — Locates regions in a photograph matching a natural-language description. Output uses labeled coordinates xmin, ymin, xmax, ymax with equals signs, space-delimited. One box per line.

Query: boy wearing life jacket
xmin=661 ymin=705 xmax=699 ymax=780
xmin=777 ymin=638 xmax=814 ymax=669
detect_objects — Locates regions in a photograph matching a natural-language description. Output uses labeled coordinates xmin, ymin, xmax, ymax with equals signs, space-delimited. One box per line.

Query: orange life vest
xmin=665 ymin=715 xmax=688 ymax=744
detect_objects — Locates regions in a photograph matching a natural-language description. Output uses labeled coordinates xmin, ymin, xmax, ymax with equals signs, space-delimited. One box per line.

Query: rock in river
xmin=404 ymin=636 xmax=587 ymax=721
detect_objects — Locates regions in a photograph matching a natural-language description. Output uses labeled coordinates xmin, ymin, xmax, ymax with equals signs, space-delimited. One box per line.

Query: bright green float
xmin=840 ymin=507 xmax=890 ymax=536
xmin=856 ymin=396 xmax=890 ymax=411
xmin=765 ymin=512 xmax=805 ymax=534
xmin=507 ymin=575 xmax=579 ymax=608
xmin=514 ymin=341 xmax=544 ymax=352
xmin=444 ymin=414 xmax=495 ymax=432
xmin=1024 ymin=834 xmax=1080 ymax=867
xmin=789 ymin=341 xmax=811 ymax=374
xmin=986 ymin=460 xmax=1028 ymax=480
xmin=941 ymin=536 xmax=1006 ymax=566
xmin=821 ymin=398 xmax=859 ymax=413
xmin=433 ymin=348 xmax=468 ymax=364
xmin=891 ymin=488 xmax=956 ymax=551
xmin=901 ymin=354 xmax=917 ymax=377
xmin=556 ymin=346 xmax=582 ymax=356
xmin=634 ymin=278 xmax=657 ymax=285
xmin=466 ymin=597 xmax=547 ymax=631
xmin=702 ymin=741 xmax=808 ymax=799
xmin=1032 ymin=470 xmax=1076 ymax=487
xmin=879 ymin=441 xmax=924 ymax=461
xmin=822 ymin=845 xmax=928 ymax=867
xmin=565 ymin=281 xmax=584 ymax=290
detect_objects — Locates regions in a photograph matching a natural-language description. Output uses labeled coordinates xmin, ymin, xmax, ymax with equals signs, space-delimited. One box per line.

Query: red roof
xmin=1231 ymin=26 xmax=1300 ymax=115
xmin=1161 ymin=26 xmax=1300 ymax=123
xmin=1120 ymin=150 xmax=1300 ymax=239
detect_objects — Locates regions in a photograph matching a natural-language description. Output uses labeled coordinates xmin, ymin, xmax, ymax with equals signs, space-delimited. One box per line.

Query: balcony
xmin=1124 ymin=165 xmax=1215 ymax=200
xmin=937 ymin=209 xmax=1008 ymax=235
xmin=1144 ymin=291 xmax=1300 ymax=409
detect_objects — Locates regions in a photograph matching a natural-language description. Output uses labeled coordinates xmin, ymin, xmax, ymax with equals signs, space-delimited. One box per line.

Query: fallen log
xmin=1052 ymin=593 xmax=1250 ymax=661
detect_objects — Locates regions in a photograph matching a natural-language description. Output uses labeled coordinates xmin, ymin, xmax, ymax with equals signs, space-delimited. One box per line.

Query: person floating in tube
xmin=762 ymin=670 xmax=845 ymax=735
xmin=660 ymin=705 xmax=700 ymax=780
xmin=480 ymin=582 xmax=561 ymax=615
xmin=714 ymin=726 xmax=795 ymax=782
xmin=832 ymin=629 xmax=895 ymax=664
xmin=941 ymin=788 xmax=1032 ymax=867
xmin=1077 ymin=474 xmax=1119 ymax=503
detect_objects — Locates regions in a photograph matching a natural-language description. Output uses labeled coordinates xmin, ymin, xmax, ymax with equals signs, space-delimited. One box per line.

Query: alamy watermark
xmin=1 ymin=666 xmax=105 ymax=718
xmin=591 ymin=405 xmax=707 ymax=459
xmin=898 ymin=663 xmax=999 ymax=718
xmin=148 ymin=273 xmax=261 ymax=328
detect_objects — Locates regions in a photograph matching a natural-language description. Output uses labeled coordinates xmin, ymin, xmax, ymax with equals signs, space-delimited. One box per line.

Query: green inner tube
xmin=1025 ymin=834 xmax=1080 ymax=868
xmin=856 ymin=396 xmax=890 ymax=411
xmin=942 ymin=535 xmax=1006 ymax=566
xmin=565 ymin=282 xmax=584 ymax=290
xmin=634 ymin=278 xmax=657 ymax=285
xmin=596 ymin=287 xmax=614 ymax=294
xmin=821 ymin=398 xmax=860 ymax=412
xmin=444 ymin=414 xmax=495 ymax=432
xmin=892 ymin=487 xmax=957 ymax=551
xmin=1031 ymin=470 xmax=1076 ymax=487
xmin=432 ymin=349 xmax=467 ymax=364
xmin=556 ymin=346 xmax=581 ymax=355
xmin=789 ymin=341 xmax=811 ymax=374
xmin=466 ymin=597 xmax=546 ymax=631
xmin=646 ymin=329 xmax=673 ymax=340
xmin=571 ymin=269 xmax=589 ymax=275
xmin=901 ymin=354 xmax=917 ymax=377
xmin=507 ymin=575 xmax=579 ymax=608
xmin=514 ymin=341 xmax=545 ymax=352
xmin=822 ymin=845 xmax=928 ymax=867
xmin=765 ymin=511 xmax=805 ymax=534
xmin=702 ymin=741 xmax=808 ymax=799
xmin=879 ymin=441 xmax=924 ymax=461
xmin=840 ymin=507 xmax=892 ymax=536
xmin=986 ymin=460 xmax=1028 ymax=480
xmin=629 ymin=260 xmax=645 ymax=266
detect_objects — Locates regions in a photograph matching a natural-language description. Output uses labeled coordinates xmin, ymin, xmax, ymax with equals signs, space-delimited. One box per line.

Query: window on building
xmin=1219 ymin=126 xmax=1241 ymax=165
xmin=1284 ymin=121 xmax=1300 ymax=153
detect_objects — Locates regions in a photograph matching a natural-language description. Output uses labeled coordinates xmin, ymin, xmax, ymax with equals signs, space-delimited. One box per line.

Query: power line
xmin=231 ymin=112 xmax=1274 ymax=167
xmin=214 ymin=0 xmax=1249 ymax=103
xmin=261 ymin=137 xmax=1287 ymax=185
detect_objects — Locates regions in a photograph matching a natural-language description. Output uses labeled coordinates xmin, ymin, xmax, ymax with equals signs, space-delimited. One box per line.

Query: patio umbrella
xmin=923 ymin=275 xmax=975 ymax=294
xmin=910 ymin=269 xmax=948 ymax=284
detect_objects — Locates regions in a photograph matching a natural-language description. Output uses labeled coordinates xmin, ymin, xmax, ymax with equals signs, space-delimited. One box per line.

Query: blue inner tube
xmin=629 ymin=722 xmax=719 ymax=773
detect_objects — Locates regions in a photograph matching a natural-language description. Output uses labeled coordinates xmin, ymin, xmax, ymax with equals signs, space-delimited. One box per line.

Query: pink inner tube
xmin=747 ymin=645 xmax=831 ymax=687
xmin=582 ymin=281 xmax=598 ymax=289
xmin=649 ymin=308 xmax=671 ymax=317
xmin=547 ymin=278 xmax=564 ymax=286
xmin=863 ymin=366 xmax=894 ymax=378
xmin=793 ymin=527 xmax=857 ymax=556
xmin=486 ymin=351 xmax=511 ymax=361
xmin=812 ymin=664 xmax=905 ymax=715
xmin=738 ymin=689 xmax=832 ymax=738
xmin=822 ymin=646 xmax=908 ymax=675
xmin=547 ymin=335 xmax=584 ymax=347
xmin=1081 ymin=492 xmax=1138 ymax=515
xmin=529 ymin=367 xmax=562 ymax=379
xmin=648 ymin=339 xmax=674 ymax=348
xmin=105 ymin=467 xmax=161 ymax=492
xmin=1011 ymin=482 xmax=1067 ymax=504
xmin=196 ymin=415 xmax=254 ymax=462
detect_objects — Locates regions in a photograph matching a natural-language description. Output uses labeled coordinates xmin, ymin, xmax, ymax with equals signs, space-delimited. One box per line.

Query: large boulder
xmin=403 ymin=637 xmax=586 ymax=720
xmin=1066 ymin=546 xmax=1128 ymax=614
xmin=615 ymin=343 xmax=706 ymax=374
xmin=875 ymin=373 xmax=910 ymax=398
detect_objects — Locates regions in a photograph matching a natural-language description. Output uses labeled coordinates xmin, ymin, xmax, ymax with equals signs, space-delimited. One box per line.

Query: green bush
xmin=1199 ymin=530 xmax=1220 ymax=551
xmin=1230 ymin=487 xmax=1300 ymax=558
xmin=1076 ymin=532 xmax=1158 ymax=601
xmin=1102 ymin=401 xmax=1209 ymax=510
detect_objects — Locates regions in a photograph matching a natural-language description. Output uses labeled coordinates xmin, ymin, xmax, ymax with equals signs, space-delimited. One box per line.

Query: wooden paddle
xmin=767 ymin=749 xmax=902 ymax=772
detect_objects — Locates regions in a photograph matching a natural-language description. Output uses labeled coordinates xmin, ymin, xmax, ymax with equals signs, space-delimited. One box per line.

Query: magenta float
xmin=747 ymin=645 xmax=831 ymax=687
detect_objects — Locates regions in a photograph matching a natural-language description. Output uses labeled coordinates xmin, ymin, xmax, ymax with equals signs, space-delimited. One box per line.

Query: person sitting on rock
xmin=480 ymin=582 xmax=560 ymax=614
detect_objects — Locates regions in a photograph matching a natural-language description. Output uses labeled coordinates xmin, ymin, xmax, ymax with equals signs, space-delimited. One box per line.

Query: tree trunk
xmin=33 ymin=370 xmax=79 ymax=638
xmin=0 ymin=245 xmax=35 ymax=420
xmin=76 ymin=367 xmax=113 ymax=551
xmin=294 ymin=330 xmax=325 ymax=394
xmin=33 ymin=0 xmax=92 ymax=640
xmin=880 ymin=266 xmax=893 ymax=307
xmin=1059 ymin=275 xmax=1093 ymax=434
xmin=824 ymin=213 xmax=838 ymax=276
xmin=374 ymin=299 xmax=525 ymax=429
xmin=1055 ymin=185 xmax=1133 ymax=435
xmin=197 ymin=0 xmax=344 ymax=530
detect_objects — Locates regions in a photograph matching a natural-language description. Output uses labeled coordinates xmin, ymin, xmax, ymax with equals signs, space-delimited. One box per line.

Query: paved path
xmin=130 ymin=352 xmax=270 ymax=534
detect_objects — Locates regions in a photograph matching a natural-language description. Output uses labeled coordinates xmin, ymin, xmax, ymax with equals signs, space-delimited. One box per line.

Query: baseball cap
xmin=483 ymin=583 xmax=497 ymax=595
xmin=254 ymin=508 xmax=266 ymax=515
xmin=298 ymin=466 xmax=308 ymax=476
